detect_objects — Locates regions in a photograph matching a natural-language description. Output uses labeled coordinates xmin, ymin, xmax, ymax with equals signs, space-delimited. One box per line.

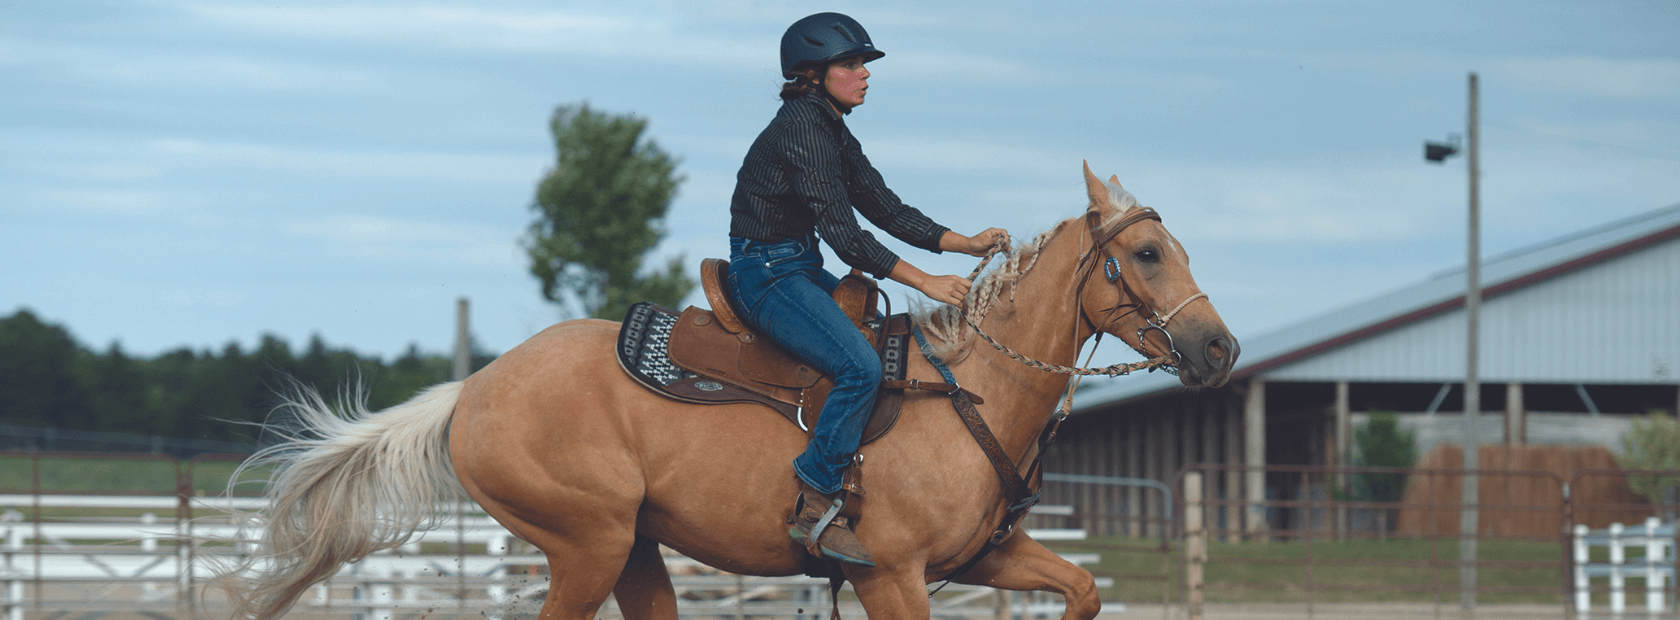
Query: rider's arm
xmin=782 ymin=118 xmax=909 ymax=279
xmin=841 ymin=140 xmax=949 ymax=253
xmin=939 ymin=229 xmax=1009 ymax=256
xmin=886 ymin=258 xmax=970 ymax=307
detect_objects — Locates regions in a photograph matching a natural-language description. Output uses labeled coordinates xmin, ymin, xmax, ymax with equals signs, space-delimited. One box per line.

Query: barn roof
xmin=1074 ymin=202 xmax=1680 ymax=411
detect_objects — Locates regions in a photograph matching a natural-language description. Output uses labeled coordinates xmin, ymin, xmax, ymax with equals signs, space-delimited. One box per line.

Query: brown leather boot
xmin=787 ymin=481 xmax=875 ymax=566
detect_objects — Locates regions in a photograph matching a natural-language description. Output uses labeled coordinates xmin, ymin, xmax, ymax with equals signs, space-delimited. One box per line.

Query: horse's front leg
xmin=949 ymin=533 xmax=1101 ymax=620
xmin=613 ymin=535 xmax=677 ymax=620
xmin=846 ymin=564 xmax=933 ymax=620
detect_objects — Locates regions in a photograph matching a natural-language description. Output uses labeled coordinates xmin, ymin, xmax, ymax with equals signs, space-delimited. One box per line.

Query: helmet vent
xmin=803 ymin=36 xmax=825 ymax=47
xmin=830 ymin=25 xmax=855 ymax=42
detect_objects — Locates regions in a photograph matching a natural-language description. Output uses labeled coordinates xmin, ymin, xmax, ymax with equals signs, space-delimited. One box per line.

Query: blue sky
xmin=3 ymin=0 xmax=1677 ymax=367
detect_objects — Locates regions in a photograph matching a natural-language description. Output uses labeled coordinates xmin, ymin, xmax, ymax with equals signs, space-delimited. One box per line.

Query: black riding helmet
xmin=779 ymin=12 xmax=885 ymax=79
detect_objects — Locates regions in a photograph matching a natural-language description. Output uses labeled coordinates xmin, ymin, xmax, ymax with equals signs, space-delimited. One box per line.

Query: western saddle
xmin=615 ymin=258 xmax=979 ymax=447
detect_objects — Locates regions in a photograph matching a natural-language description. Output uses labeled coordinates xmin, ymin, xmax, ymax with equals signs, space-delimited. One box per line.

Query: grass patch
xmin=1045 ymin=535 xmax=1568 ymax=605
xmin=0 ymin=455 xmax=261 ymax=495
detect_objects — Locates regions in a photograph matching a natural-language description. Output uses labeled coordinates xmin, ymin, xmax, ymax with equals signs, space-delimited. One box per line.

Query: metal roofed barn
xmin=1040 ymin=202 xmax=1680 ymax=540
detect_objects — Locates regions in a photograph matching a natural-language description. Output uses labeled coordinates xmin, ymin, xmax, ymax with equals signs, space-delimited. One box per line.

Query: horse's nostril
xmin=1207 ymin=337 xmax=1229 ymax=361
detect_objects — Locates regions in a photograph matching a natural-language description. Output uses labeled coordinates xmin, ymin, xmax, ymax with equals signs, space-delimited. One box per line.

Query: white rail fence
xmin=1573 ymin=517 xmax=1676 ymax=616
xmin=0 ymin=494 xmax=1111 ymax=619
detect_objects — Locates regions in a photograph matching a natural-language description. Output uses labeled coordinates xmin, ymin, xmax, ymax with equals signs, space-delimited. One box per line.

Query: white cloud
xmin=184 ymin=4 xmax=626 ymax=41
xmin=863 ymin=137 xmax=1086 ymax=181
xmin=1498 ymin=56 xmax=1680 ymax=101
xmin=179 ymin=3 xmax=766 ymax=66
xmin=7 ymin=38 xmax=393 ymax=94
xmin=44 ymin=188 xmax=167 ymax=214
xmin=281 ymin=213 xmax=522 ymax=266
xmin=148 ymin=138 xmax=545 ymax=183
xmin=159 ymin=288 xmax=250 ymax=309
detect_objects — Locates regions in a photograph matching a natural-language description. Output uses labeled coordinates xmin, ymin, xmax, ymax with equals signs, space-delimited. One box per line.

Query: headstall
xmin=1077 ymin=207 xmax=1208 ymax=374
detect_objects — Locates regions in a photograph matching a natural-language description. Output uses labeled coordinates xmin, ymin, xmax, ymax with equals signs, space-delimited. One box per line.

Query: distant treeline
xmin=0 ymin=309 xmax=495 ymax=445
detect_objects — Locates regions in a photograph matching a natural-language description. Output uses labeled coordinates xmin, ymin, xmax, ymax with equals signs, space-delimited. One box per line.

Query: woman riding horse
xmin=216 ymin=14 xmax=1239 ymax=620
xmin=729 ymin=12 xmax=1006 ymax=567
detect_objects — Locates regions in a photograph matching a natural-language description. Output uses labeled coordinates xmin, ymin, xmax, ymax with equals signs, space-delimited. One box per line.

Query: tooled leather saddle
xmin=615 ymin=258 xmax=979 ymax=446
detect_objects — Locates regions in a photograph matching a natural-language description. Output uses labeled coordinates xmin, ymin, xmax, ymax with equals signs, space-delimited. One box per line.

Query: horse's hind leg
xmin=490 ymin=511 xmax=637 ymax=620
xmin=611 ymin=535 xmax=677 ymax=620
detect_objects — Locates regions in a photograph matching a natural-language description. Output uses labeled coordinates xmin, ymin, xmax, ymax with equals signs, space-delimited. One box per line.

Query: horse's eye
xmin=1135 ymin=249 xmax=1160 ymax=263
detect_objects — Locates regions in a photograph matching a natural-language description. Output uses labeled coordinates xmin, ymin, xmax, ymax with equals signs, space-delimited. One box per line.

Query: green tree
xmin=1349 ymin=411 xmax=1417 ymax=502
xmin=0 ymin=309 xmax=500 ymax=446
xmin=1618 ymin=409 xmax=1680 ymax=504
xmin=524 ymin=103 xmax=694 ymax=321
xmin=81 ymin=342 xmax=149 ymax=433
xmin=0 ymin=309 xmax=90 ymax=428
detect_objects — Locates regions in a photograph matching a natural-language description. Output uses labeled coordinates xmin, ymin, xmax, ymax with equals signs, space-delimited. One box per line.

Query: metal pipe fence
xmin=0 ymin=451 xmax=1117 ymax=619
xmin=1165 ymin=463 xmax=1680 ymax=620
xmin=9 ymin=450 xmax=1677 ymax=619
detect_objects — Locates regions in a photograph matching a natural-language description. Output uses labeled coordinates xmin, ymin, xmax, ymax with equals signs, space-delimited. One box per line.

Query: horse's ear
xmin=1106 ymin=174 xmax=1140 ymax=212
xmin=1084 ymin=161 xmax=1135 ymax=214
xmin=1083 ymin=160 xmax=1109 ymax=211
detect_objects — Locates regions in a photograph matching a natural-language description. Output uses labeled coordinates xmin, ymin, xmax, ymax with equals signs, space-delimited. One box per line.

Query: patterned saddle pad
xmin=615 ymin=302 xmax=914 ymax=444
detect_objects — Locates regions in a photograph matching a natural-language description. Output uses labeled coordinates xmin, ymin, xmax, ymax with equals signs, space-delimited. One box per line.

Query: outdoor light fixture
xmin=1425 ymin=133 xmax=1462 ymax=163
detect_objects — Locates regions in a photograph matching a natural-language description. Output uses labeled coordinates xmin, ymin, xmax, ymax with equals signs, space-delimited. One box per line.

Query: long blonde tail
xmin=220 ymin=381 xmax=465 ymax=620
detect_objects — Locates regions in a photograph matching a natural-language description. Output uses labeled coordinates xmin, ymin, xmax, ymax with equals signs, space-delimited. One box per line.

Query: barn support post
xmin=1244 ymin=379 xmax=1267 ymax=540
xmin=1334 ymin=381 xmax=1350 ymax=540
xmin=1506 ymin=383 xmax=1525 ymax=445
xmin=1224 ymin=396 xmax=1242 ymax=543
xmin=1200 ymin=393 xmax=1219 ymax=540
xmin=1161 ymin=412 xmax=1177 ymax=539
xmin=1143 ymin=415 xmax=1160 ymax=538
xmin=1184 ymin=472 xmax=1206 ymax=620
xmin=1127 ymin=414 xmax=1143 ymax=538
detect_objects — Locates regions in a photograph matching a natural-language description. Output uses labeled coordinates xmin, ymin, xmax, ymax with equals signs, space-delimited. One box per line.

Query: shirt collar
xmin=799 ymin=88 xmax=846 ymax=121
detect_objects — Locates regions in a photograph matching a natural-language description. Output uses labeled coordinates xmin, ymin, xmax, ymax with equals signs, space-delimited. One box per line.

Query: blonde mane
xmin=911 ymin=185 xmax=1142 ymax=365
xmin=911 ymin=219 xmax=1068 ymax=364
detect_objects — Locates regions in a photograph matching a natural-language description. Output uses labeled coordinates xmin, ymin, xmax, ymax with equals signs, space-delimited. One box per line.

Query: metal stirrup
xmin=806 ymin=497 xmax=845 ymax=557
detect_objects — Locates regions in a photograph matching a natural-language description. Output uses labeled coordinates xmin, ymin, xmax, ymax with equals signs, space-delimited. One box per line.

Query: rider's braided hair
xmin=779 ymin=66 xmax=824 ymax=101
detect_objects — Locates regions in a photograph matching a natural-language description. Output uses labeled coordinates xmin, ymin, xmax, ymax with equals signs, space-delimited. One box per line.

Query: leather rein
xmin=956 ymin=206 xmax=1207 ymax=377
xmin=928 ymin=206 xmax=1209 ymax=585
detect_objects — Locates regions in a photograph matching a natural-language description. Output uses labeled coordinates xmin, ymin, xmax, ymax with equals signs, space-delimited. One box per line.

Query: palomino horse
xmin=222 ymin=163 xmax=1238 ymax=620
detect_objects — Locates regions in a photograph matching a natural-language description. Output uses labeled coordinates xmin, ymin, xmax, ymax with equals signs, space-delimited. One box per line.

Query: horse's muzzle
xmin=1177 ymin=330 xmax=1239 ymax=388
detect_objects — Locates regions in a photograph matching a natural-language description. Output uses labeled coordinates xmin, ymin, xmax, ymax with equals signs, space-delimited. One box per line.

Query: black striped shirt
xmin=729 ymin=90 xmax=950 ymax=279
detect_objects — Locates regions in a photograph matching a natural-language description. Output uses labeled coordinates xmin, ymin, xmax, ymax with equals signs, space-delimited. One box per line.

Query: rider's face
xmin=823 ymin=57 xmax=870 ymax=109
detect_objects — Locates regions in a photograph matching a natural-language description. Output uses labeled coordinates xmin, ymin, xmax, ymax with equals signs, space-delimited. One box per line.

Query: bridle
xmin=921 ymin=205 xmax=1211 ymax=588
xmin=952 ymin=206 xmax=1209 ymax=378
xmin=1074 ymin=206 xmax=1209 ymax=373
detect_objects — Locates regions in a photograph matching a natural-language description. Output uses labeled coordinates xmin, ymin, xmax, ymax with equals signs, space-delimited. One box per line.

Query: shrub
xmin=1350 ymin=411 xmax=1417 ymax=502
xmin=1618 ymin=409 xmax=1680 ymax=504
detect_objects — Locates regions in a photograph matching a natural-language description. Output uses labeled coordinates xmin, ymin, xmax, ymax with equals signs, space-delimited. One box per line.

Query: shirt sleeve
xmin=782 ymin=122 xmax=906 ymax=279
xmin=842 ymin=136 xmax=951 ymax=253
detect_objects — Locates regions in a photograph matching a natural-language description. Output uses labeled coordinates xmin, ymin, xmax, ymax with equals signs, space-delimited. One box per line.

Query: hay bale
xmin=1395 ymin=444 xmax=1647 ymax=538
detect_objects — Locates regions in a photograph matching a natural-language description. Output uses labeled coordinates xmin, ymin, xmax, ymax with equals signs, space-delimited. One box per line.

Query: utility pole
xmin=1459 ymin=71 xmax=1482 ymax=611
xmin=451 ymin=296 xmax=470 ymax=607
xmin=453 ymin=297 xmax=472 ymax=382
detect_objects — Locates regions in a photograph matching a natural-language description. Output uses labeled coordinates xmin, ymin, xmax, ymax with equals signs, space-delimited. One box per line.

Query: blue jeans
xmin=729 ymin=235 xmax=881 ymax=495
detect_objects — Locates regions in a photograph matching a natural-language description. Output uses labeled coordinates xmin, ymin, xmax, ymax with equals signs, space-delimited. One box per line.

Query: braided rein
xmin=954 ymin=240 xmax=1176 ymax=378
